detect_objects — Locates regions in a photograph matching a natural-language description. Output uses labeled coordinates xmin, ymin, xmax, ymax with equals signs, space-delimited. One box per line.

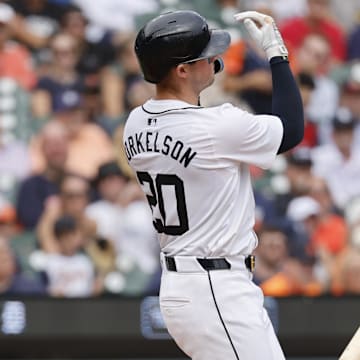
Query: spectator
xmin=287 ymin=195 xmax=347 ymax=256
xmin=36 ymin=172 xmax=96 ymax=253
xmin=30 ymin=95 xmax=115 ymax=179
xmin=311 ymin=107 xmax=360 ymax=210
xmin=334 ymin=61 xmax=360 ymax=127
xmin=41 ymin=214 xmax=99 ymax=297
xmin=280 ymin=0 xmax=347 ymax=64
xmin=86 ymin=161 xmax=127 ymax=250
xmin=31 ymin=32 xmax=84 ymax=121
xmin=274 ymin=147 xmax=315 ymax=217
xmin=118 ymin=179 xmax=159 ymax=276
xmin=17 ymin=120 xmax=68 ymax=229
xmin=0 ymin=236 xmax=46 ymax=295
xmin=296 ymin=72 xmax=318 ymax=148
xmin=99 ymin=33 xmax=154 ymax=132
xmin=9 ymin=0 xmax=66 ymax=61
xmin=309 ymin=176 xmax=341 ymax=215
xmin=84 ymin=161 xmax=159 ymax=280
xmin=295 ymin=33 xmax=339 ymax=143
xmin=10 ymin=0 xmax=63 ymax=40
xmin=254 ymin=225 xmax=323 ymax=297
xmin=0 ymin=3 xmax=37 ymax=90
xmin=286 ymin=194 xmax=347 ymax=293
xmin=86 ymin=165 xmax=158 ymax=294
xmin=72 ymin=0 xmax=159 ymax=33
xmin=59 ymin=4 xmax=115 ymax=88
xmin=254 ymin=225 xmax=290 ymax=284
xmin=222 ymin=38 xmax=273 ymax=114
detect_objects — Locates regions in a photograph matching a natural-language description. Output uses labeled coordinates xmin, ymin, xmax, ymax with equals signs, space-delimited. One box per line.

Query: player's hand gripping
xmin=234 ymin=11 xmax=288 ymax=61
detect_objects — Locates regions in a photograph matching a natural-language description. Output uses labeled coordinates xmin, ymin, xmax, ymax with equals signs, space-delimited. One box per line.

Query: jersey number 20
xmin=136 ymin=171 xmax=189 ymax=235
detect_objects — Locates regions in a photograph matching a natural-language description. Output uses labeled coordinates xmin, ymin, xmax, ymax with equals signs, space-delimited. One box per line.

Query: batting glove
xmin=234 ymin=11 xmax=288 ymax=61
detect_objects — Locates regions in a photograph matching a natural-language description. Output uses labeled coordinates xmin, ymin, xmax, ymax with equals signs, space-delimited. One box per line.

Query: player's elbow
xmin=277 ymin=115 xmax=305 ymax=154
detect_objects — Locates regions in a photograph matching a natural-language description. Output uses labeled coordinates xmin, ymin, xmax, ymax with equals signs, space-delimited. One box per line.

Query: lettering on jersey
xmin=125 ymin=132 xmax=197 ymax=168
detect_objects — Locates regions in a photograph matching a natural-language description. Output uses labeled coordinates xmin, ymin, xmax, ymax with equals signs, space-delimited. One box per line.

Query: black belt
xmin=165 ymin=255 xmax=255 ymax=272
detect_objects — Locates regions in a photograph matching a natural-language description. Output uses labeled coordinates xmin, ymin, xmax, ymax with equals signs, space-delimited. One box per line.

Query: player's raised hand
xmin=234 ymin=11 xmax=288 ymax=61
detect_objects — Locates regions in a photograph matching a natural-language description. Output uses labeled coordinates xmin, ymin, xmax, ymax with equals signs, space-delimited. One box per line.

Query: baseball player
xmin=123 ymin=10 xmax=304 ymax=360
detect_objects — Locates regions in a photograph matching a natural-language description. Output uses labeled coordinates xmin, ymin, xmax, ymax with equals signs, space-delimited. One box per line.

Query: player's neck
xmin=155 ymin=84 xmax=200 ymax=106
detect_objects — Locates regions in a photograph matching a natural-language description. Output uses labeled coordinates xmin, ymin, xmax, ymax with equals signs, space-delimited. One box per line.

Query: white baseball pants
xmin=159 ymin=254 xmax=286 ymax=360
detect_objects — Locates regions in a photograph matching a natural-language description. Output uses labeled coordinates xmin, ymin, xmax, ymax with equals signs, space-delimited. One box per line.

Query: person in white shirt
xmin=311 ymin=107 xmax=360 ymax=210
xmin=43 ymin=215 xmax=96 ymax=297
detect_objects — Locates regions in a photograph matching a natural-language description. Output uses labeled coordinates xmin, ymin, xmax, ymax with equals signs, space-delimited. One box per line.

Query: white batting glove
xmin=234 ymin=11 xmax=288 ymax=61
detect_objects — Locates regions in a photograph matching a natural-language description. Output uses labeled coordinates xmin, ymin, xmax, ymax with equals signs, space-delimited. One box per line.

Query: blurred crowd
xmin=0 ymin=0 xmax=360 ymax=298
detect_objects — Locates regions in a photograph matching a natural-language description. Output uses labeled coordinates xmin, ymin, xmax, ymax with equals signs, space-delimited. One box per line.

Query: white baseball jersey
xmin=123 ymin=99 xmax=283 ymax=257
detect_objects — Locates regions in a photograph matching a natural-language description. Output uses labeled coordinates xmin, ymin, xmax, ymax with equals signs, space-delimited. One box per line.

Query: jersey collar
xmin=142 ymin=99 xmax=203 ymax=115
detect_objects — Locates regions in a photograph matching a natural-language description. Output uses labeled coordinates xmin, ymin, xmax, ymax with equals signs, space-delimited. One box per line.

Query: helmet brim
xmin=183 ymin=29 xmax=231 ymax=63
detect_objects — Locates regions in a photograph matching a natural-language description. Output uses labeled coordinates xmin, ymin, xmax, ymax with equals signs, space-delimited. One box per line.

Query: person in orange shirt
xmin=254 ymin=225 xmax=323 ymax=297
xmin=29 ymin=95 xmax=115 ymax=179
xmin=0 ymin=3 xmax=36 ymax=90
xmin=308 ymin=177 xmax=348 ymax=255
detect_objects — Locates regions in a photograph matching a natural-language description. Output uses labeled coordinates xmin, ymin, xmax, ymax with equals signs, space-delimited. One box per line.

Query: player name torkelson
xmin=124 ymin=131 xmax=197 ymax=168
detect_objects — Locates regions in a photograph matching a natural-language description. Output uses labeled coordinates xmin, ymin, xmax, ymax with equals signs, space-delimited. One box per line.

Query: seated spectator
xmin=286 ymin=195 xmax=347 ymax=291
xmin=30 ymin=96 xmax=115 ymax=179
xmin=86 ymin=161 xmax=159 ymax=281
xmin=287 ymin=195 xmax=347 ymax=257
xmin=10 ymin=0 xmax=63 ymax=39
xmin=17 ymin=120 xmax=69 ymax=229
xmin=118 ymin=179 xmax=159 ymax=276
xmin=41 ymin=214 xmax=99 ymax=297
xmin=333 ymin=61 xmax=360 ymax=128
xmin=254 ymin=225 xmax=323 ymax=297
xmin=280 ymin=0 xmax=347 ymax=64
xmin=60 ymin=4 xmax=115 ymax=88
xmin=86 ymin=161 xmax=128 ymax=250
xmin=296 ymin=72 xmax=318 ymax=148
xmin=274 ymin=147 xmax=315 ymax=217
xmin=31 ymin=32 xmax=84 ymax=121
xmin=222 ymin=39 xmax=273 ymax=114
xmin=9 ymin=0 xmax=66 ymax=61
xmin=36 ymin=172 xmax=97 ymax=253
xmin=99 ymin=33 xmax=154 ymax=131
xmin=0 ymin=236 xmax=46 ymax=295
xmin=254 ymin=225 xmax=290 ymax=285
xmin=0 ymin=3 xmax=37 ymax=90
xmin=309 ymin=176 xmax=341 ymax=216
xmin=311 ymin=107 xmax=360 ymax=210
xmin=294 ymin=33 xmax=339 ymax=143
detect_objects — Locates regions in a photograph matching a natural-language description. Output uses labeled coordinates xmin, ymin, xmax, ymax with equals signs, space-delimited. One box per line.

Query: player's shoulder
xmin=205 ymin=102 xmax=246 ymax=115
xmin=123 ymin=105 xmax=143 ymax=132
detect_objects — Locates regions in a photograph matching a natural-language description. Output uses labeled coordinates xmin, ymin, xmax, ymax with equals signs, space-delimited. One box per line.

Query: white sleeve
xmin=211 ymin=104 xmax=284 ymax=169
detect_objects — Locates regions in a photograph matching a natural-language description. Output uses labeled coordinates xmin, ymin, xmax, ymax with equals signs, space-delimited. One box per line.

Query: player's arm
xmin=234 ymin=11 xmax=304 ymax=154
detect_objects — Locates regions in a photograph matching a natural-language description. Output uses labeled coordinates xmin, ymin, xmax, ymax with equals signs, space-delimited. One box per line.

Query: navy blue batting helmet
xmin=135 ymin=10 xmax=231 ymax=83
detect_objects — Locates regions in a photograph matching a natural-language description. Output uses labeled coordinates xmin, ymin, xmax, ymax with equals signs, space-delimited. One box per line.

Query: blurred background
xmin=0 ymin=0 xmax=360 ymax=358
